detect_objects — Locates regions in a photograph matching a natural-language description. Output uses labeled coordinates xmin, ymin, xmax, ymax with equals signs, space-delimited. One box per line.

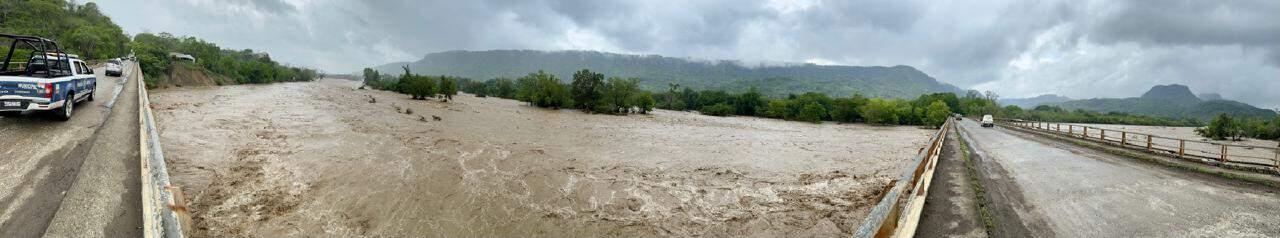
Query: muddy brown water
xmin=150 ymin=79 xmax=934 ymax=237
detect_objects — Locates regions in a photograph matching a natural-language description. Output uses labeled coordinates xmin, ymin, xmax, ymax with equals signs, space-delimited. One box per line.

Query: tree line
xmin=0 ymin=1 xmax=130 ymax=60
xmin=359 ymin=67 xmax=1280 ymax=142
xmin=1000 ymin=105 xmax=1202 ymax=127
xmin=1196 ymin=114 xmax=1280 ymax=141
xmin=363 ymin=68 xmax=956 ymax=127
xmin=362 ymin=67 xmax=459 ymax=101
xmin=132 ymin=33 xmax=319 ymax=88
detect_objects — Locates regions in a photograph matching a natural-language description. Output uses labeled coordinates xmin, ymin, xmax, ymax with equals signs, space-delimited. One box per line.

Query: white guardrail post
xmin=137 ymin=62 xmax=189 ymax=238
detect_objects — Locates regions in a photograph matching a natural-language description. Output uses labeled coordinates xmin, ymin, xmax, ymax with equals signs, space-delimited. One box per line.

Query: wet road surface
xmin=955 ymin=119 xmax=1280 ymax=237
xmin=0 ymin=63 xmax=142 ymax=237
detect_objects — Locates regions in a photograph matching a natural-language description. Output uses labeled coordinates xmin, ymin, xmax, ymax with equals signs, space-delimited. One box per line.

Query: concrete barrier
xmin=137 ymin=62 xmax=190 ymax=238
xmin=854 ymin=119 xmax=953 ymax=238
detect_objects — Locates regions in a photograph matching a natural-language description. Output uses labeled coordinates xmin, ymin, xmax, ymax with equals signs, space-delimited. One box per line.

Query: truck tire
xmin=54 ymin=93 xmax=73 ymax=121
xmin=88 ymin=87 xmax=95 ymax=101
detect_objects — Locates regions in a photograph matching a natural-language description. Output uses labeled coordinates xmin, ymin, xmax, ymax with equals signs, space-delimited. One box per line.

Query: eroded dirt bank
xmin=151 ymin=79 xmax=933 ymax=237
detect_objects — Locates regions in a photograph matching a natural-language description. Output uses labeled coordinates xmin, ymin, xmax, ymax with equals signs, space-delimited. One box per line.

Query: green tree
xmin=516 ymin=71 xmax=572 ymax=108
xmin=798 ymin=102 xmax=828 ymax=123
xmin=598 ymin=77 xmax=640 ymax=114
xmin=632 ymin=91 xmax=656 ymax=114
xmin=735 ymin=87 xmax=765 ymax=116
xmin=680 ymin=88 xmax=700 ymax=110
xmin=925 ymin=100 xmax=951 ymax=128
xmin=490 ymin=78 xmax=516 ymax=99
xmin=515 ymin=74 xmax=538 ymax=104
xmin=861 ymin=98 xmax=901 ymax=125
xmin=362 ymin=68 xmax=379 ymax=87
xmin=665 ymin=83 xmax=681 ymax=109
xmin=830 ymin=94 xmax=868 ymax=122
xmin=570 ymin=69 xmax=605 ymax=111
xmin=440 ymin=76 xmax=458 ymax=101
xmin=763 ymin=100 xmax=791 ymax=119
xmin=1197 ymin=114 xmax=1240 ymax=140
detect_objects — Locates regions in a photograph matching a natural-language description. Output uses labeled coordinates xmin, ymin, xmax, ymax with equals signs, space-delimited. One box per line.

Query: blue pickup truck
xmin=0 ymin=33 xmax=96 ymax=121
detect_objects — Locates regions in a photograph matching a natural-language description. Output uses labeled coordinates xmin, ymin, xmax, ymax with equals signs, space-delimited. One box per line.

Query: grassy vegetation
xmin=0 ymin=1 xmax=130 ymax=60
xmin=955 ymin=129 xmax=998 ymax=236
xmin=131 ymin=33 xmax=319 ymax=88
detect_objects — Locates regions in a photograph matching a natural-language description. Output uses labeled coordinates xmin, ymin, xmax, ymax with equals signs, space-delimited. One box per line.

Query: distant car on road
xmin=981 ymin=115 xmax=994 ymax=127
xmin=954 ymin=113 xmax=963 ymax=120
xmin=0 ymin=34 xmax=96 ymax=121
xmin=105 ymin=59 xmax=122 ymax=77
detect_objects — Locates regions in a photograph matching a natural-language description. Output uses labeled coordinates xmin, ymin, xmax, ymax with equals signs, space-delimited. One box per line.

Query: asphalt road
xmin=0 ymin=63 xmax=141 ymax=237
xmin=955 ymin=119 xmax=1280 ymax=237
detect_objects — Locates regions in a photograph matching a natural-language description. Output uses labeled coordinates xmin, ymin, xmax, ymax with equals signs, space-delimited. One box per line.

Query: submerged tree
xmin=439 ymin=76 xmax=458 ymax=101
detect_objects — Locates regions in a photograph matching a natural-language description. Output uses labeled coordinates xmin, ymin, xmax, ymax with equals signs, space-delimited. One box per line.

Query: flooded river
xmin=151 ymin=79 xmax=933 ymax=237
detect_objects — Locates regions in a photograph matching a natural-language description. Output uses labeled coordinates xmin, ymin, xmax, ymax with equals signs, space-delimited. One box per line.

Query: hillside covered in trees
xmin=0 ymin=0 xmax=131 ymax=60
xmin=372 ymin=50 xmax=963 ymax=99
xmin=1051 ymin=84 xmax=1276 ymax=122
xmin=999 ymin=94 xmax=1072 ymax=108
xmin=132 ymin=32 xmax=318 ymax=88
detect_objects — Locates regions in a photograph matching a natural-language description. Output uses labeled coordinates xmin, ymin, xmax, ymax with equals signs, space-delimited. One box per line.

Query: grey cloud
xmin=91 ymin=0 xmax=1280 ymax=108
xmin=213 ymin=0 xmax=297 ymax=15
xmin=1089 ymin=0 xmax=1280 ymax=47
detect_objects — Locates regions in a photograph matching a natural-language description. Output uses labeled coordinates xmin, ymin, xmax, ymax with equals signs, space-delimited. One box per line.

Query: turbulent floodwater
xmin=150 ymin=79 xmax=933 ymax=237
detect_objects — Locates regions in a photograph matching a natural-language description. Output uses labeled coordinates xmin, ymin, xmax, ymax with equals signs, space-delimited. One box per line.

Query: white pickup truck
xmin=0 ymin=34 xmax=97 ymax=121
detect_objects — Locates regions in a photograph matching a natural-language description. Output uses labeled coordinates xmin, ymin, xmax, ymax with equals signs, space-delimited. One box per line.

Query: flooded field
xmin=1076 ymin=123 xmax=1280 ymax=166
xmin=150 ymin=79 xmax=934 ymax=237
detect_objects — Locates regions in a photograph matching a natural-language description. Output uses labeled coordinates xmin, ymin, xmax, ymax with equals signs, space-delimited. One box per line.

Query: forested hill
xmin=373 ymin=50 xmax=963 ymax=98
xmin=0 ymin=0 xmax=131 ymax=60
xmin=999 ymin=94 xmax=1072 ymax=108
xmin=1052 ymin=84 xmax=1276 ymax=122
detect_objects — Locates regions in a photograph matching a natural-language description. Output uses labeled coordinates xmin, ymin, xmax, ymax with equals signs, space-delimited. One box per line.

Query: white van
xmin=981 ymin=115 xmax=994 ymax=127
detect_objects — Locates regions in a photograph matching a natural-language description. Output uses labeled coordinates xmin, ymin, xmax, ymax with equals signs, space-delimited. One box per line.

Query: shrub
xmin=798 ymin=102 xmax=827 ymax=123
xmin=701 ymin=103 xmax=735 ymax=117
xmin=861 ymin=98 xmax=901 ymax=125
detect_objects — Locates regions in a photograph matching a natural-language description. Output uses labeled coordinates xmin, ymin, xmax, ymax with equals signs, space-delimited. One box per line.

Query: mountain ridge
xmin=1051 ymin=84 xmax=1274 ymax=122
xmin=371 ymin=50 xmax=964 ymax=98
xmin=999 ymin=94 xmax=1073 ymax=108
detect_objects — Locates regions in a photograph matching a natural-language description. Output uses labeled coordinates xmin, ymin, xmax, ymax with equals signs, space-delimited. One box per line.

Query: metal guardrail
xmin=854 ymin=118 xmax=953 ymax=238
xmin=1003 ymin=120 xmax=1280 ymax=170
xmin=137 ymin=62 xmax=190 ymax=237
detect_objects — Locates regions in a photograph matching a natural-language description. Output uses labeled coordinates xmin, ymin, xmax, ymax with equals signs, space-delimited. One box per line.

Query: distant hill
xmin=999 ymin=94 xmax=1073 ymax=108
xmin=372 ymin=50 xmax=963 ymax=98
xmin=1051 ymin=84 xmax=1275 ymax=122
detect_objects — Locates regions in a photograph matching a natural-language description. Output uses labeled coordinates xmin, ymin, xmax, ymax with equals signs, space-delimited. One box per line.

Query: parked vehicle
xmin=954 ymin=113 xmax=963 ymax=120
xmin=981 ymin=114 xmax=994 ymax=127
xmin=0 ymin=34 xmax=96 ymax=121
xmin=105 ymin=59 xmax=122 ymax=76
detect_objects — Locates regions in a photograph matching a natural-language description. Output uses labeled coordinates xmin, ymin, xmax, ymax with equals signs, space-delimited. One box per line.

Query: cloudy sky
xmin=90 ymin=0 xmax=1280 ymax=109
